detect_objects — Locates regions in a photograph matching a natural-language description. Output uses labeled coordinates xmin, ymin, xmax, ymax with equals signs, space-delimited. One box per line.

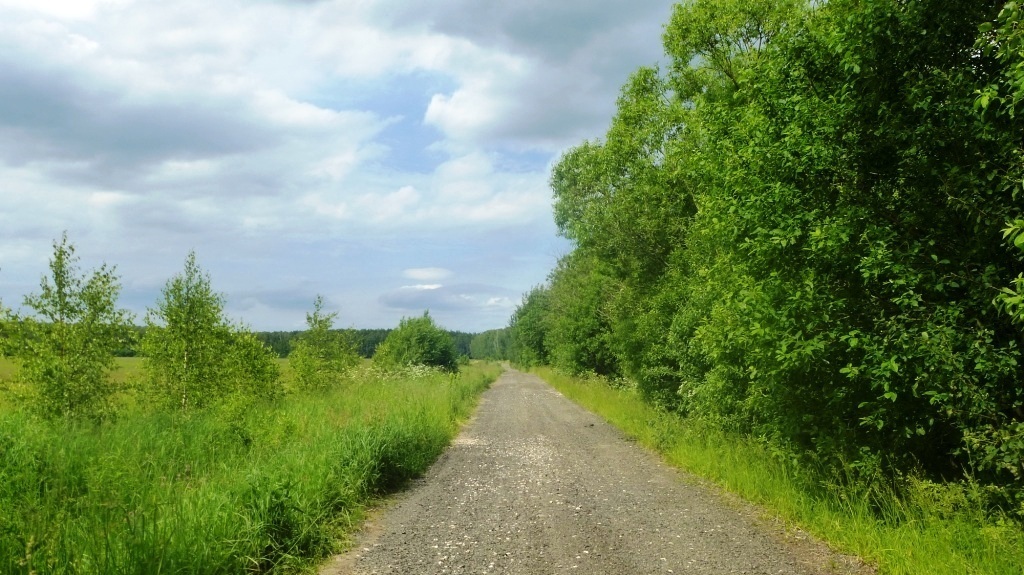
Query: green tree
xmin=290 ymin=295 xmax=359 ymax=391
xmin=469 ymin=328 xmax=513 ymax=360
xmin=7 ymin=233 xmax=133 ymax=420
xmin=142 ymin=251 xmax=279 ymax=411
xmin=373 ymin=312 xmax=458 ymax=372
xmin=222 ymin=330 xmax=282 ymax=401
xmin=543 ymin=253 xmax=619 ymax=377
xmin=539 ymin=0 xmax=1024 ymax=500
xmin=0 ymin=298 xmax=10 ymax=358
xmin=508 ymin=285 xmax=551 ymax=367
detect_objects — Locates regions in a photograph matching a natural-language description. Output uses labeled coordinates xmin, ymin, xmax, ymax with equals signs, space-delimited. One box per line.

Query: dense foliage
xmin=373 ymin=312 xmax=459 ymax=372
xmin=2 ymin=234 xmax=134 ymax=421
xmin=257 ymin=328 xmax=470 ymax=359
xmin=468 ymin=327 xmax=513 ymax=360
xmin=513 ymin=0 xmax=1024 ymax=512
xmin=289 ymin=295 xmax=360 ymax=391
xmin=142 ymin=252 xmax=281 ymax=411
xmin=0 ymin=363 xmax=499 ymax=574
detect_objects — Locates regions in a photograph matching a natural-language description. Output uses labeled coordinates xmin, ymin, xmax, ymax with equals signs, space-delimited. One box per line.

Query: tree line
xmin=256 ymin=328 xmax=474 ymax=359
xmin=0 ymin=234 xmax=463 ymax=421
xmin=507 ymin=0 xmax=1024 ymax=514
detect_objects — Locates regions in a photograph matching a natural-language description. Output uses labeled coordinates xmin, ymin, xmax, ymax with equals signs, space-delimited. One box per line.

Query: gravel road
xmin=321 ymin=369 xmax=871 ymax=575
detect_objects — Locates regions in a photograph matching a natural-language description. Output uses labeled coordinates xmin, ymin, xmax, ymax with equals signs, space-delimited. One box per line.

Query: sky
xmin=0 ymin=0 xmax=673 ymax=333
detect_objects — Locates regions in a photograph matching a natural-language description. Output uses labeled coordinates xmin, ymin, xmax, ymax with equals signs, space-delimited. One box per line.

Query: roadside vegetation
xmin=373 ymin=312 xmax=460 ymax=373
xmin=0 ymin=236 xmax=501 ymax=574
xmin=0 ymin=363 xmax=497 ymax=574
xmin=541 ymin=367 xmax=1024 ymax=575
xmin=485 ymin=0 xmax=1024 ymax=572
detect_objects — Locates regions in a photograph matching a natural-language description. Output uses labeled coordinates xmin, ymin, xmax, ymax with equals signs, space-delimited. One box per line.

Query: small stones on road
xmin=324 ymin=370 xmax=872 ymax=575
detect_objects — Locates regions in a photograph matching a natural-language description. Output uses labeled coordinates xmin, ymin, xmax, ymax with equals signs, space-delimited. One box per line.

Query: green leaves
xmin=290 ymin=295 xmax=359 ymax=391
xmin=7 ymin=233 xmax=134 ymax=421
xmin=995 ymin=221 xmax=1024 ymax=324
xmin=663 ymin=0 xmax=802 ymax=99
xmin=532 ymin=0 xmax=1024 ymax=506
xmin=142 ymin=251 xmax=280 ymax=411
xmin=373 ymin=311 xmax=459 ymax=373
xmin=508 ymin=285 xmax=551 ymax=367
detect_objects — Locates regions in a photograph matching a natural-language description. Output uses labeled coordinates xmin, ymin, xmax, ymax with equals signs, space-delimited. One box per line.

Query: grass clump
xmin=0 ymin=361 xmax=501 ymax=574
xmin=537 ymin=367 xmax=1024 ymax=575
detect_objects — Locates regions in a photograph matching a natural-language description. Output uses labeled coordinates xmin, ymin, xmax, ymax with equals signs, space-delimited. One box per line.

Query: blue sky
xmin=0 ymin=0 xmax=672 ymax=332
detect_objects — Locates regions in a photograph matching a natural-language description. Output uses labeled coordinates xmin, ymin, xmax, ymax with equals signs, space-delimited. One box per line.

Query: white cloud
xmin=405 ymin=284 xmax=442 ymax=290
xmin=404 ymin=268 xmax=453 ymax=281
xmin=0 ymin=0 xmax=664 ymax=330
xmin=0 ymin=0 xmax=123 ymax=19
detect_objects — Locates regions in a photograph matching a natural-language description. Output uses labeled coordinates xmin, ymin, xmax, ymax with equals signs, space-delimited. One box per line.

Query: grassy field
xmin=0 ymin=356 xmax=145 ymax=381
xmin=536 ymin=367 xmax=1024 ymax=575
xmin=0 ymin=361 xmax=502 ymax=574
xmin=0 ymin=356 xmax=16 ymax=381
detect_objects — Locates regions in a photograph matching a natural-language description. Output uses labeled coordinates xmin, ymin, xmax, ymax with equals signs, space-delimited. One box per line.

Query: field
xmin=0 ymin=359 xmax=501 ymax=574
xmin=0 ymin=356 xmax=17 ymax=381
xmin=538 ymin=367 xmax=1024 ymax=575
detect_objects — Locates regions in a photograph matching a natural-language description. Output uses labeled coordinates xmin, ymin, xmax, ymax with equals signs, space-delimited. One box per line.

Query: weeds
xmin=0 ymin=362 xmax=500 ymax=574
xmin=537 ymin=367 xmax=1024 ymax=575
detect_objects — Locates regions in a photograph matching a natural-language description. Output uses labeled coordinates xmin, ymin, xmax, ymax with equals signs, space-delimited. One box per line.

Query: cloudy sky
xmin=0 ymin=0 xmax=672 ymax=333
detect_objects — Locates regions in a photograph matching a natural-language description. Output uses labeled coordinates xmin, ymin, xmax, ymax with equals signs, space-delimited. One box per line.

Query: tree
xmin=0 ymin=298 xmax=10 ymax=358
xmin=539 ymin=0 xmax=1024 ymax=497
xmin=142 ymin=251 xmax=280 ymax=411
xmin=7 ymin=233 xmax=133 ymax=420
xmin=543 ymin=253 xmax=619 ymax=377
xmin=289 ymin=295 xmax=359 ymax=391
xmin=508 ymin=285 xmax=551 ymax=367
xmin=222 ymin=330 xmax=282 ymax=401
xmin=469 ymin=328 xmax=513 ymax=360
xmin=373 ymin=312 xmax=458 ymax=372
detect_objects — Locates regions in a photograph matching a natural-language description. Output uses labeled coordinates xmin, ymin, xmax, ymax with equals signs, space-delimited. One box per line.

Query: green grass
xmin=536 ymin=367 xmax=1024 ymax=575
xmin=0 ymin=361 xmax=502 ymax=574
xmin=0 ymin=356 xmax=15 ymax=380
xmin=0 ymin=355 xmax=144 ymax=388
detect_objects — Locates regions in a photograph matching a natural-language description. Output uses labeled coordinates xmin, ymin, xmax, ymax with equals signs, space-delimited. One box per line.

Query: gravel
xmin=320 ymin=369 xmax=873 ymax=575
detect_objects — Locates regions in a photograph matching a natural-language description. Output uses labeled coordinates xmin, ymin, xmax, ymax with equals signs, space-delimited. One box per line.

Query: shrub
xmin=373 ymin=311 xmax=458 ymax=372
xmin=142 ymin=251 xmax=280 ymax=411
xmin=5 ymin=233 xmax=134 ymax=421
xmin=290 ymin=295 xmax=359 ymax=391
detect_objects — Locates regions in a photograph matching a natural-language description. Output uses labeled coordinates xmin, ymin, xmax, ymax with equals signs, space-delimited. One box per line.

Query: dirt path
xmin=321 ymin=369 xmax=871 ymax=575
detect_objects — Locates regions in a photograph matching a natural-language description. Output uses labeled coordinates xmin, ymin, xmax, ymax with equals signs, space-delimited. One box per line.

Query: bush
xmin=142 ymin=251 xmax=281 ymax=411
xmin=289 ymin=295 xmax=359 ymax=391
xmin=373 ymin=312 xmax=458 ymax=372
xmin=4 ymin=233 xmax=134 ymax=421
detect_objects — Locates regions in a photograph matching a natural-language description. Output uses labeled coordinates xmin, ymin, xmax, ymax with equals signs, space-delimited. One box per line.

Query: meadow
xmin=538 ymin=367 xmax=1024 ymax=575
xmin=0 ymin=359 xmax=501 ymax=574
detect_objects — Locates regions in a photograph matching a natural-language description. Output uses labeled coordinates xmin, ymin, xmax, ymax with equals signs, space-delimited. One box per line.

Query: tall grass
xmin=0 ymin=362 xmax=500 ymax=574
xmin=0 ymin=357 xmax=16 ymax=381
xmin=537 ymin=367 xmax=1024 ymax=575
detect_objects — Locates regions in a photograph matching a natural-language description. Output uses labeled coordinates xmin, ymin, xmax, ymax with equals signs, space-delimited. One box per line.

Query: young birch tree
xmin=142 ymin=252 xmax=280 ymax=411
xmin=373 ymin=311 xmax=459 ymax=373
xmin=8 ymin=233 xmax=134 ymax=420
xmin=142 ymin=251 xmax=230 ymax=411
xmin=290 ymin=295 xmax=358 ymax=391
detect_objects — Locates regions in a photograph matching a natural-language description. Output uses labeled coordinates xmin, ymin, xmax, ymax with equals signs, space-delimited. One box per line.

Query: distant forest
xmin=255 ymin=328 xmax=476 ymax=359
xmin=107 ymin=326 xmax=484 ymax=360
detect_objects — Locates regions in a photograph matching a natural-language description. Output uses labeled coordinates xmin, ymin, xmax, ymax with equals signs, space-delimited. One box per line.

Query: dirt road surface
xmin=322 ymin=369 xmax=871 ymax=575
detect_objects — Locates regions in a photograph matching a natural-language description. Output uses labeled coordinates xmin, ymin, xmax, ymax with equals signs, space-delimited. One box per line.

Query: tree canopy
xmin=512 ymin=0 xmax=1024 ymax=509
xmin=142 ymin=252 xmax=280 ymax=411
xmin=3 ymin=233 xmax=134 ymax=420
xmin=374 ymin=312 xmax=459 ymax=373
